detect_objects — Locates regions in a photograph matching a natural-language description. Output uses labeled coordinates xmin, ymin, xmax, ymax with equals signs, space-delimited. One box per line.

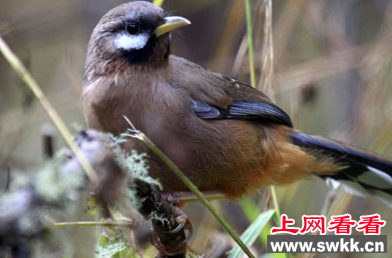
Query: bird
xmin=82 ymin=1 xmax=392 ymax=206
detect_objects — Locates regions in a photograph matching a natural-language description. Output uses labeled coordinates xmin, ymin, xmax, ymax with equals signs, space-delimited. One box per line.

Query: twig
xmin=257 ymin=0 xmax=282 ymax=232
xmin=5 ymin=163 xmax=11 ymax=192
xmin=53 ymin=221 xmax=133 ymax=228
xmin=42 ymin=125 xmax=55 ymax=159
xmin=175 ymin=192 xmax=226 ymax=204
xmin=258 ymin=0 xmax=274 ymax=98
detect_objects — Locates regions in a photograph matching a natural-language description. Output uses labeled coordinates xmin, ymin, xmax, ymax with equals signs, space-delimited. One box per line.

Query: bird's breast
xmin=83 ymin=74 xmax=195 ymax=166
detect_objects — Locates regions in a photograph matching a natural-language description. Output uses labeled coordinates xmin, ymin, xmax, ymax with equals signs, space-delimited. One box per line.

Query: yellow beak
xmin=154 ymin=16 xmax=191 ymax=38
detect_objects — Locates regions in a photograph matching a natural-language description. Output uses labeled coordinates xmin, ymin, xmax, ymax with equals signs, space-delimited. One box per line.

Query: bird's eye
xmin=126 ymin=23 xmax=140 ymax=35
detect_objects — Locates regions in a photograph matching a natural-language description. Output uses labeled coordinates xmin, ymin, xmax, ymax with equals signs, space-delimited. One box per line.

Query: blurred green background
xmin=1 ymin=0 xmax=392 ymax=257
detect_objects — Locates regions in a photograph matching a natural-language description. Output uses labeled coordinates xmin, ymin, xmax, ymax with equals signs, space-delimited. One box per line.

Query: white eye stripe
xmin=114 ymin=33 xmax=149 ymax=50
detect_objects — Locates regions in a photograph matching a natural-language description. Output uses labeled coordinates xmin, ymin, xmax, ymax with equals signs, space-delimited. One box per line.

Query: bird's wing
xmin=170 ymin=56 xmax=293 ymax=127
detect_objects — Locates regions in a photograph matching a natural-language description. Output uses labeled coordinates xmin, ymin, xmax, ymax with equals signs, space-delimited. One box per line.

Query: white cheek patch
xmin=114 ymin=33 xmax=149 ymax=51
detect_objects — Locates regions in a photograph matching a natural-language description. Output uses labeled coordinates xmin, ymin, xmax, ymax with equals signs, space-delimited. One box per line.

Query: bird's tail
xmin=290 ymin=131 xmax=392 ymax=207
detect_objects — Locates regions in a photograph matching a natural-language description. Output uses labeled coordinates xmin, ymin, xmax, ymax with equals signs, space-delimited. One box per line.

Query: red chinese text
xmin=271 ymin=214 xmax=300 ymax=235
xmin=327 ymin=214 xmax=357 ymax=235
xmin=299 ymin=215 xmax=326 ymax=234
xmin=356 ymin=214 xmax=386 ymax=235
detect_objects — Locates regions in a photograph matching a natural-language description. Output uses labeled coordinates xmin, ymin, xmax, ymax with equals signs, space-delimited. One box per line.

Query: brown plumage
xmin=82 ymin=1 xmax=392 ymax=201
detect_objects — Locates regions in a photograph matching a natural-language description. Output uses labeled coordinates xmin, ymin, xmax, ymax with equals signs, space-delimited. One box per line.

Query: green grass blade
xmin=228 ymin=209 xmax=275 ymax=258
xmin=245 ymin=0 xmax=256 ymax=88
xmin=270 ymin=186 xmax=281 ymax=219
xmin=240 ymin=198 xmax=287 ymax=258
xmin=153 ymin=0 xmax=164 ymax=7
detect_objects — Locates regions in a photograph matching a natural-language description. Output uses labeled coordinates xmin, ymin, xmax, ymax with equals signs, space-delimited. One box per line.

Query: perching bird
xmin=82 ymin=1 xmax=392 ymax=205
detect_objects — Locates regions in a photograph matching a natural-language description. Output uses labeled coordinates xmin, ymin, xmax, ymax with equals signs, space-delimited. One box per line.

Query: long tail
xmin=290 ymin=131 xmax=392 ymax=207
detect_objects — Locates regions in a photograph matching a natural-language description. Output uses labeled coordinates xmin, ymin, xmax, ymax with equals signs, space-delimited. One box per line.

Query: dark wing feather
xmin=191 ymin=100 xmax=223 ymax=119
xmin=170 ymin=55 xmax=293 ymax=127
xmin=227 ymin=100 xmax=293 ymax=127
xmin=192 ymin=99 xmax=293 ymax=127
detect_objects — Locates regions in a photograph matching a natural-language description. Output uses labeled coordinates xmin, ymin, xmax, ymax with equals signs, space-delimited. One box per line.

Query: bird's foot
xmin=150 ymin=206 xmax=193 ymax=257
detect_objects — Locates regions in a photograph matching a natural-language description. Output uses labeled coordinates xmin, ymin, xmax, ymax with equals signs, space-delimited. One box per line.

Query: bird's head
xmin=84 ymin=1 xmax=190 ymax=77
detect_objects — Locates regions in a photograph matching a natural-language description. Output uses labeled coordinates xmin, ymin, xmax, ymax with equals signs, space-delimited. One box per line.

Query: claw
xmin=150 ymin=219 xmax=193 ymax=256
xmin=149 ymin=193 xmax=196 ymax=256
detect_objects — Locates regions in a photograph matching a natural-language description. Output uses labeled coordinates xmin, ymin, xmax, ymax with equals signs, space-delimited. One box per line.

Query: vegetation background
xmin=1 ymin=0 xmax=392 ymax=257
